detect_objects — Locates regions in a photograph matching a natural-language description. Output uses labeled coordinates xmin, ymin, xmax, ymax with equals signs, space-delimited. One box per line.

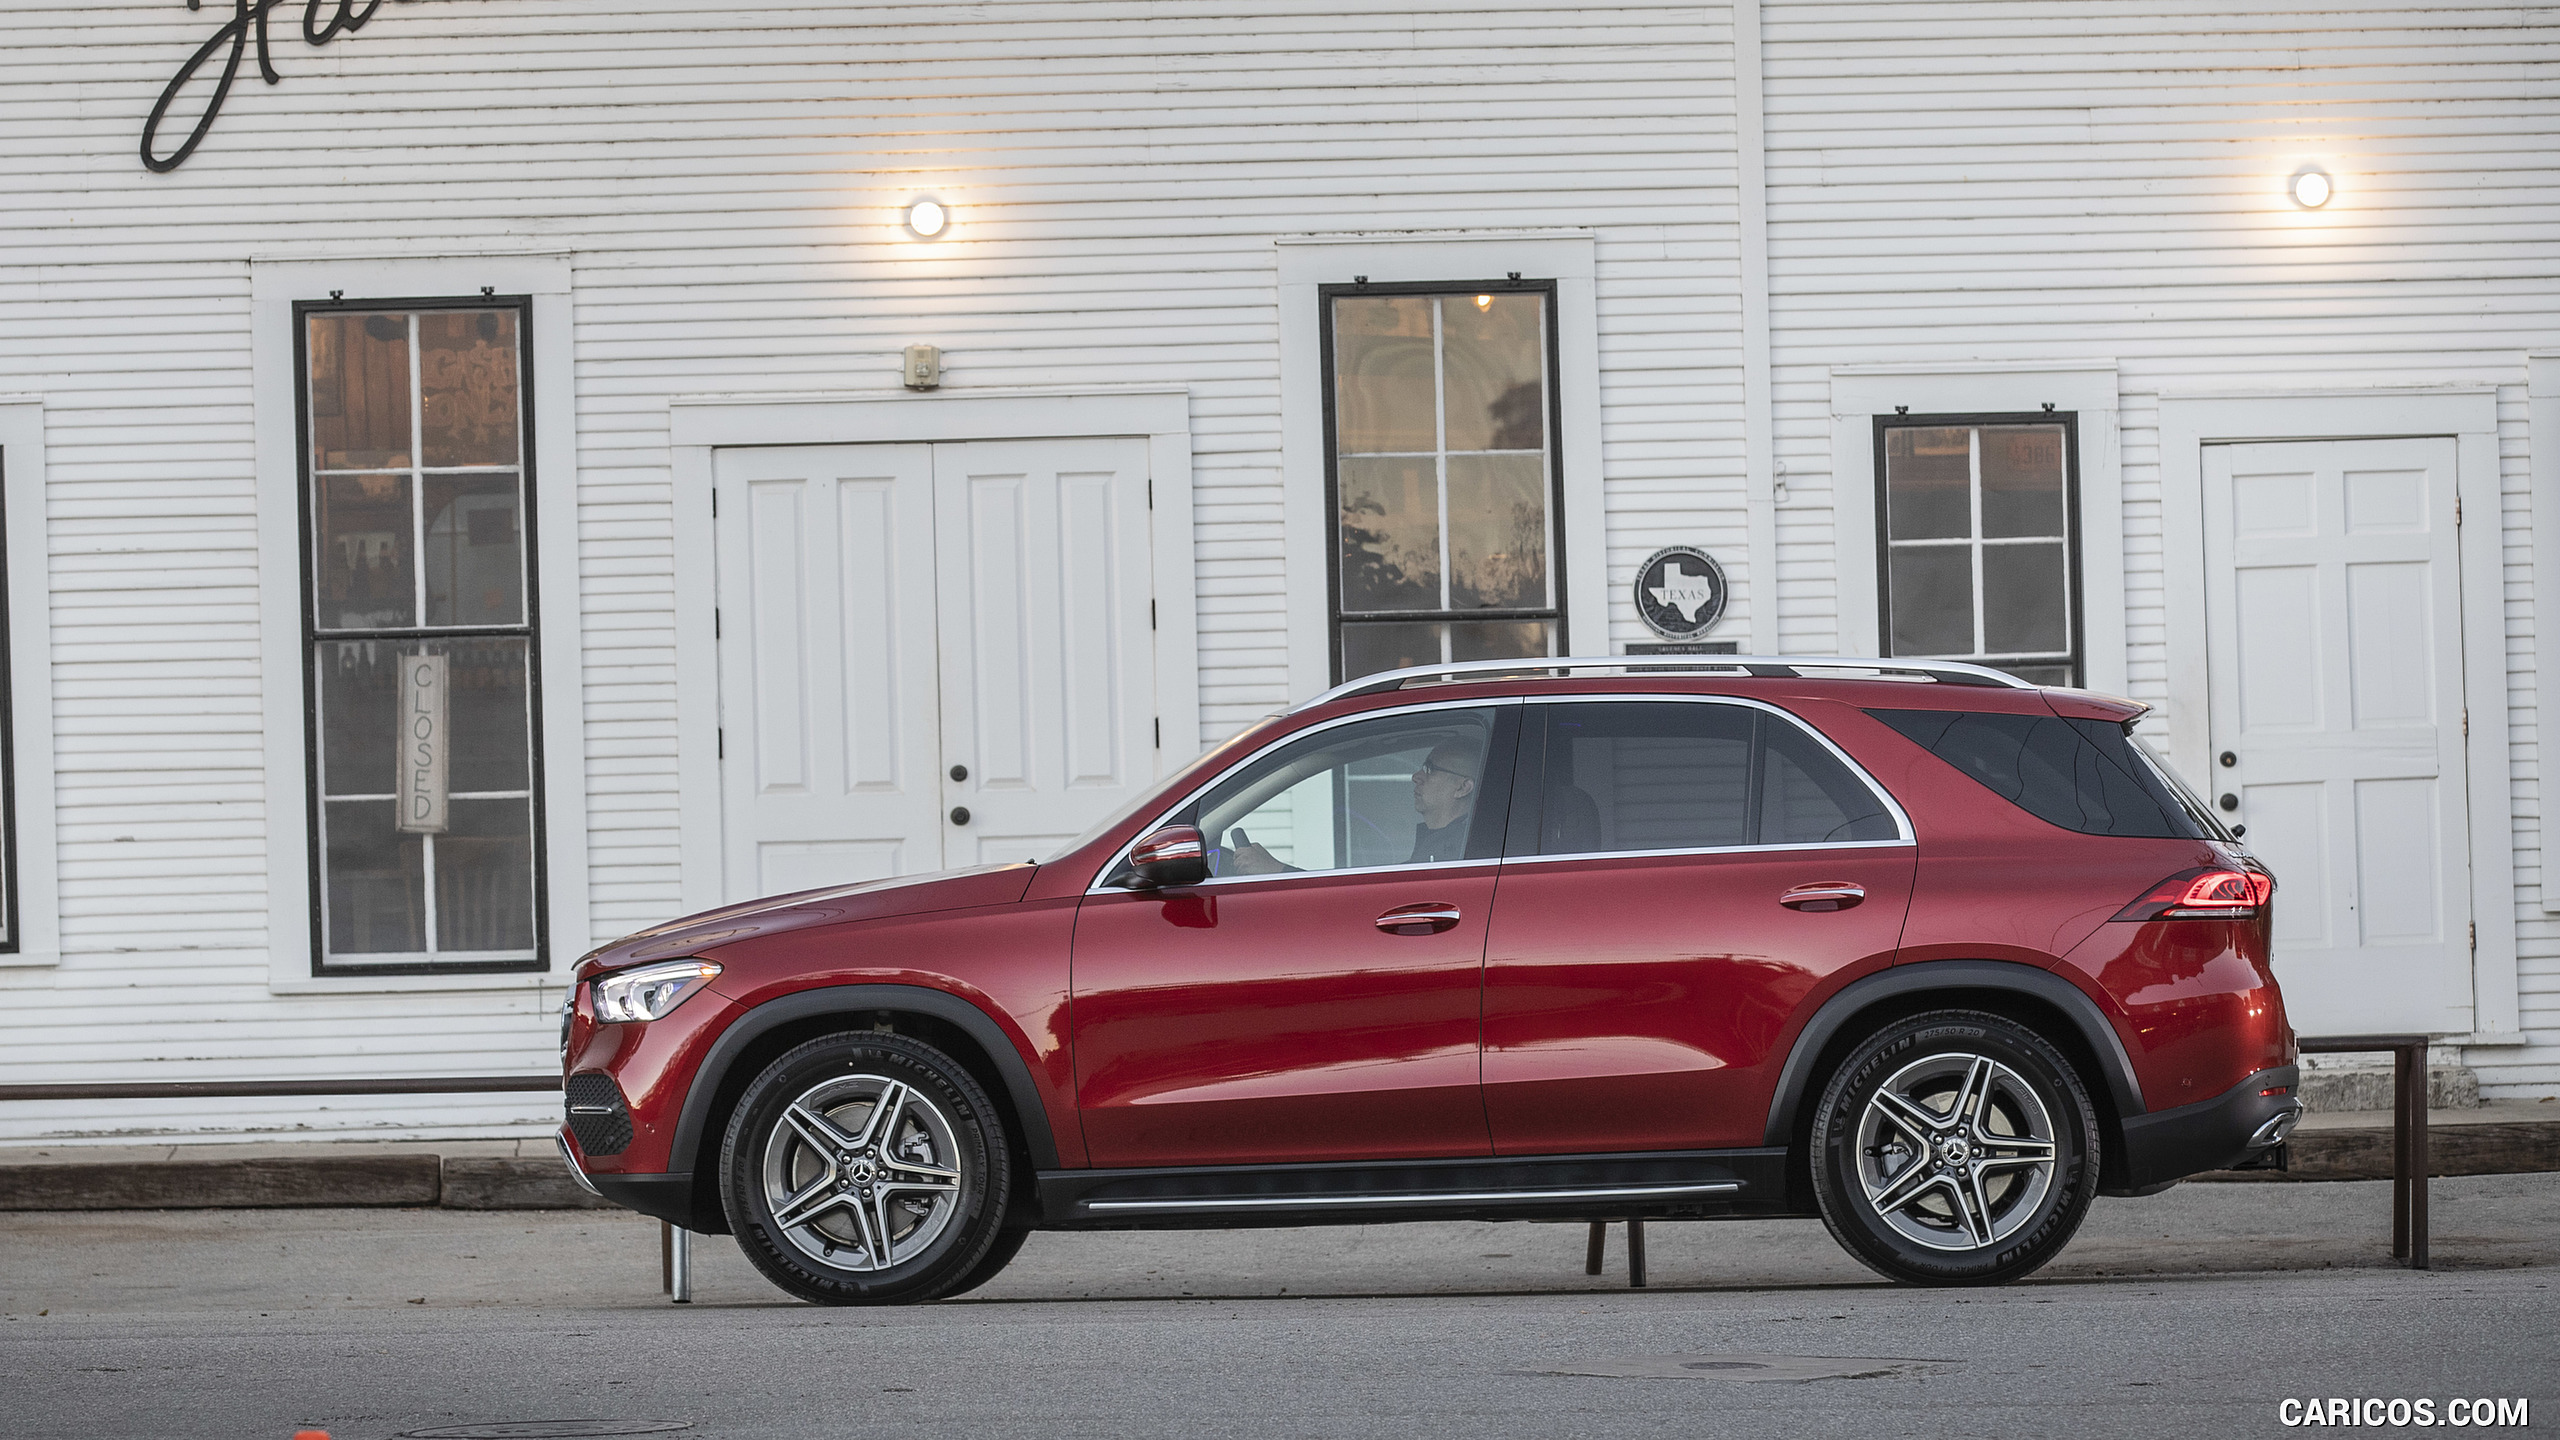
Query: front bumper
xmin=2114 ymin=1064 xmax=2303 ymax=1193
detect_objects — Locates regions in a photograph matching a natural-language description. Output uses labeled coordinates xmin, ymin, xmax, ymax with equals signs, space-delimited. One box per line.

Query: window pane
xmin=1340 ymin=620 xmax=1443 ymax=681
xmin=424 ymin=473 xmax=525 ymax=626
xmin=1759 ymin=720 xmax=1898 ymax=844
xmin=1446 ymin=453 xmax=1547 ymax=609
xmin=1539 ymin=702 xmax=1752 ymax=855
xmin=1980 ymin=425 xmax=2067 ymax=539
xmin=1982 ymin=542 xmax=2068 ymax=655
xmin=418 ymin=309 xmax=520 ymax=468
xmin=1888 ymin=547 xmax=1973 ymax=655
xmin=1885 ymin=426 xmax=1970 ymax=541
xmin=324 ymin=800 xmax=424 ymax=954
xmin=1440 ymin=293 xmax=1543 ymax=451
xmin=308 ymin=313 xmax=413 ymax=472
xmin=1195 ymin=708 xmax=1497 ymax=876
xmin=1448 ymin=618 xmax=1551 ymax=662
xmin=314 ymin=473 xmax=415 ymax=630
xmin=317 ymin=637 xmax=531 ymax=799
xmin=1337 ymin=456 xmax=1439 ymax=611
xmin=1332 ymin=297 xmax=1436 ymax=453
xmin=437 ymin=798 xmax=537 ymax=951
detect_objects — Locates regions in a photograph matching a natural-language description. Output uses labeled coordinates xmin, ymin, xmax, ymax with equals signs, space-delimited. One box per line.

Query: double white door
xmin=2202 ymin=436 xmax=2472 ymax=1035
xmin=714 ymin=438 xmax=1158 ymax=897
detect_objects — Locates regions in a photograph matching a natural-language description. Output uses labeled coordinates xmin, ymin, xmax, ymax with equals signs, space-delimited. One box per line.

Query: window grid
xmin=1321 ymin=280 xmax=1566 ymax=681
xmin=297 ymin=298 xmax=546 ymax=975
xmin=1874 ymin=413 xmax=2083 ymax=687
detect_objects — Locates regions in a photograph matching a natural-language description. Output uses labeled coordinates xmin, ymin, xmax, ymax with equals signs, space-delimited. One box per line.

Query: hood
xmin=571 ymin=862 xmax=1038 ymax=979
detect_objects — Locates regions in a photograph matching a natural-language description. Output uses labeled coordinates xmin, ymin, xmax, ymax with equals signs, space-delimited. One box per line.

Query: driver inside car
xmin=1224 ymin=738 xmax=1481 ymax=874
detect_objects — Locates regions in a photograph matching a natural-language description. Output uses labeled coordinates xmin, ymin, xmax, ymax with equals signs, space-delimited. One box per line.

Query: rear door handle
xmin=1376 ymin=902 xmax=1462 ymax=935
xmin=1780 ymin=882 xmax=1865 ymax=912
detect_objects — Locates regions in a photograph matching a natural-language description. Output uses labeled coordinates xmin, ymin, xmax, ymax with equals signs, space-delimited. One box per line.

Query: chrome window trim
xmin=1519 ymin=691 xmax=1916 ymax=849
xmin=1083 ymin=696 xmax=1524 ymax=894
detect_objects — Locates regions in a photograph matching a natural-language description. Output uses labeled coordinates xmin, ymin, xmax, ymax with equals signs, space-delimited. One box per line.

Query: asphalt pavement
xmin=4 ymin=1174 xmax=2555 ymax=1439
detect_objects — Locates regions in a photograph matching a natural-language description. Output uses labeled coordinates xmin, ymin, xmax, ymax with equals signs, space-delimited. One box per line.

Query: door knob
xmin=1780 ymin=882 xmax=1865 ymax=912
xmin=950 ymin=807 xmax=970 ymax=826
xmin=1375 ymin=902 xmax=1461 ymax=936
xmin=950 ymin=764 xmax=969 ymax=782
xmin=2218 ymin=794 xmax=2239 ymax=812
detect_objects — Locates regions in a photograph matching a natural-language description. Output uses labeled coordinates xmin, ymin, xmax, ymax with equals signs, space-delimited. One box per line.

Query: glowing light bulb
xmin=906 ymin=198 xmax=949 ymax=238
xmin=2290 ymin=169 xmax=2332 ymax=208
xmin=1474 ymin=294 xmax=1493 ymax=310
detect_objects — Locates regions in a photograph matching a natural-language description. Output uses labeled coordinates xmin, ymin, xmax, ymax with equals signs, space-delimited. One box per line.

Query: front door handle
xmin=1780 ymin=882 xmax=1865 ymax=912
xmin=1375 ymin=902 xmax=1462 ymax=936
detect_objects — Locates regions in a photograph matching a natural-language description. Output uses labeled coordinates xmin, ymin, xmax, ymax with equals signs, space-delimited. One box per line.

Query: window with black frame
xmin=1875 ymin=415 xmax=2081 ymax=687
xmin=299 ymin=301 xmax=543 ymax=972
xmin=1325 ymin=283 xmax=1563 ymax=682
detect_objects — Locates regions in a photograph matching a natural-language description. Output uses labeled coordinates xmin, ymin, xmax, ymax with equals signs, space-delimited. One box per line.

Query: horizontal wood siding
xmin=0 ymin=1 xmax=1736 ymax=1138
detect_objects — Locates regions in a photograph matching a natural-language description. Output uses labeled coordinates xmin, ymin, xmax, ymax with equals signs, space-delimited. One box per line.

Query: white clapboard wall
xmin=0 ymin=0 xmax=2551 ymax=1140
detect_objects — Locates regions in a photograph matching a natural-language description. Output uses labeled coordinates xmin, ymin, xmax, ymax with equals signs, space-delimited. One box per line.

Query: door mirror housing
xmin=1126 ymin=825 xmax=1210 ymax=888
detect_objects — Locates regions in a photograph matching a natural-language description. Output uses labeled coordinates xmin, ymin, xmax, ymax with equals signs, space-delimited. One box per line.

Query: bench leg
xmin=1627 ymin=1218 xmax=1646 ymax=1289
xmin=1585 ymin=1220 xmax=1606 ymax=1275
xmin=2409 ymin=1041 xmax=2430 ymax=1271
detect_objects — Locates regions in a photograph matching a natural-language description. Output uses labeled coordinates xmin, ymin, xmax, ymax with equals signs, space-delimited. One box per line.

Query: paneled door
xmin=714 ymin=437 xmax=1158 ymax=897
xmin=2202 ymin=437 xmax=2472 ymax=1035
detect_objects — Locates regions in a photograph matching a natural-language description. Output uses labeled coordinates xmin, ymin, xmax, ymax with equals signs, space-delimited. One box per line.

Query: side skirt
xmin=1035 ymin=1148 xmax=1808 ymax=1230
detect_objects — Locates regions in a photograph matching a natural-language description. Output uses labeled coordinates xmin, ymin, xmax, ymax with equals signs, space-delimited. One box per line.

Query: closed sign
xmin=396 ymin=653 xmax=450 ymax=834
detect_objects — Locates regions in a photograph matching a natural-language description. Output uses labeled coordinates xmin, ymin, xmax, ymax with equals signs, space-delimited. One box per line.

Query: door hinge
xmin=2470 ymin=921 xmax=2477 ymax=951
xmin=1146 ymin=477 xmax=1154 ymax=510
xmin=2454 ymin=494 xmax=2461 ymax=526
xmin=711 ymin=488 xmax=718 ymax=517
xmin=1150 ymin=599 xmax=1157 ymax=631
xmin=1154 ymin=717 xmax=1161 ymax=748
xmin=714 ymin=608 xmax=721 ymax=640
xmin=717 ymin=728 xmax=725 ymax=759
xmin=2461 ymin=707 xmax=2468 ymax=737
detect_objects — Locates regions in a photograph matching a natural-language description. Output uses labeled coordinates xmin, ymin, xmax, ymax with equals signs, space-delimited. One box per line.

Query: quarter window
xmin=1519 ymin=702 xmax=1899 ymax=858
xmin=1324 ymin=284 xmax=1563 ymax=682
xmin=299 ymin=302 xmax=544 ymax=971
xmin=1876 ymin=416 xmax=2081 ymax=686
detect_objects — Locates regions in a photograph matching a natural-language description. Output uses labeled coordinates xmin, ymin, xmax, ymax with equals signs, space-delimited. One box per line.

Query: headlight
xmin=590 ymin=958 xmax=722 ymax=1023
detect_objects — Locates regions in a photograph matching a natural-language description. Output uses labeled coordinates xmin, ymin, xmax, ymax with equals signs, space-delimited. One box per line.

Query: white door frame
xmin=2160 ymin=387 xmax=2517 ymax=1043
xmin=668 ymin=387 xmax=1201 ymax=917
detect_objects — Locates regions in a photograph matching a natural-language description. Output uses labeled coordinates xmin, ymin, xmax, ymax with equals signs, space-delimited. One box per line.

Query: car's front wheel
xmin=720 ymin=1031 xmax=1014 ymax=1304
xmin=1808 ymin=1009 xmax=2099 ymax=1286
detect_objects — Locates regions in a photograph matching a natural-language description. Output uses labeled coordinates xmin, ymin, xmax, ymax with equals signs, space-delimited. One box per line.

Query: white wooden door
xmin=715 ymin=444 xmax=945 ymax=895
xmin=715 ymin=436 xmax=1159 ymax=896
xmin=2202 ymin=437 xmax=2472 ymax=1035
xmin=932 ymin=437 xmax=1159 ymax=866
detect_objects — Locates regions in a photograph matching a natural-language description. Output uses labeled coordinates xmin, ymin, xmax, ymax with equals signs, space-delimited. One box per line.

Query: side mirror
xmin=1126 ymin=825 xmax=1210 ymax=888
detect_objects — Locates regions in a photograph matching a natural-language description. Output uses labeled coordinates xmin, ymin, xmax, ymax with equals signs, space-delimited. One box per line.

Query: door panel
xmin=2203 ymin=437 xmax=2471 ymax=1034
xmin=715 ymin=444 xmax=944 ymax=896
xmin=1071 ymin=872 xmax=1498 ymax=1167
xmin=715 ymin=437 xmax=1161 ymax=897
xmin=936 ymin=438 xmax=1157 ymax=866
xmin=1481 ymin=699 xmax=1916 ymax=1155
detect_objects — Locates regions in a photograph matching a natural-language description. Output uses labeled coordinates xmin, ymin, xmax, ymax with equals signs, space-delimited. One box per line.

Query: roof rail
xmin=1292 ymin=654 xmax=2038 ymax=712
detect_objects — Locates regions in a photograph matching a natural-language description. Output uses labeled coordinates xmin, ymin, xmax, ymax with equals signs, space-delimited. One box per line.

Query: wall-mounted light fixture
xmin=905 ymin=198 xmax=949 ymax=238
xmin=2290 ymin=168 xmax=2333 ymax=209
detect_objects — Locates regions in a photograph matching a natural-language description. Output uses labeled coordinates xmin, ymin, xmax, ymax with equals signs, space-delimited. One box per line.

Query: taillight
xmin=2113 ymin=866 xmax=2273 ymax=922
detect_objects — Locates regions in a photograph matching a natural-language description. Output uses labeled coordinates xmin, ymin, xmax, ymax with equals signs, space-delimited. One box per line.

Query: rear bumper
xmin=2114 ymin=1064 xmax=2302 ymax=1193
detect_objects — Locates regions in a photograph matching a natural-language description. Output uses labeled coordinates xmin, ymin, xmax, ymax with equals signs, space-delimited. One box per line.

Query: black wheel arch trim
xmin=670 ymin=983 xmax=1064 ymax=1185
xmin=1760 ymin=960 xmax=2145 ymax=1148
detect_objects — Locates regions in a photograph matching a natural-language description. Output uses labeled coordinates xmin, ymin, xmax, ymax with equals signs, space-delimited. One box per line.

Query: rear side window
xmin=1867 ymin=707 xmax=2206 ymax=839
xmin=1520 ymin=702 xmax=1900 ymax=857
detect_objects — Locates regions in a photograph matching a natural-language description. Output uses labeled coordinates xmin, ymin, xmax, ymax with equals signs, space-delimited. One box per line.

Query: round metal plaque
xmin=1633 ymin=546 xmax=1728 ymax=640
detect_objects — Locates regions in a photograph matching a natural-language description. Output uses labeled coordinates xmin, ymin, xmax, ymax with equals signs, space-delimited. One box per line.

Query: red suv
xmin=559 ymin=656 xmax=2298 ymax=1302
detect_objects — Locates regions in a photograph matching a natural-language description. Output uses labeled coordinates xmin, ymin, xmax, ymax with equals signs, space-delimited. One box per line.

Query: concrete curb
xmin=0 ymin=1154 xmax=614 ymax=1211
xmin=3 ymin=1115 xmax=2554 ymax=1210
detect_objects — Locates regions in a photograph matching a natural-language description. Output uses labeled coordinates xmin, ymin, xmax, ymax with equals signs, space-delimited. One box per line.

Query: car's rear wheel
xmin=1808 ymin=1009 xmax=2098 ymax=1286
xmin=720 ymin=1031 xmax=1013 ymax=1305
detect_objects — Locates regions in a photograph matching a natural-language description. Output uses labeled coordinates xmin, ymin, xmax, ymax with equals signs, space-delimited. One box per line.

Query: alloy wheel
xmin=1853 ymin=1052 xmax=2057 ymax=1252
xmin=760 ymin=1072 xmax=964 ymax=1272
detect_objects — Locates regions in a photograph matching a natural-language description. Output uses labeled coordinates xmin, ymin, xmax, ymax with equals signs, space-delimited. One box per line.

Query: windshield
xmin=1036 ymin=723 xmax=1276 ymax=866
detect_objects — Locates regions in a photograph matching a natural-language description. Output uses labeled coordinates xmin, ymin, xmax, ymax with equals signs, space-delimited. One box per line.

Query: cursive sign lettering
xmin=142 ymin=0 xmax=401 ymax=173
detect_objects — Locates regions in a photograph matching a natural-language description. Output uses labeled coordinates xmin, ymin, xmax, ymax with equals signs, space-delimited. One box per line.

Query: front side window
xmin=1876 ymin=416 xmax=2080 ymax=686
xmin=1118 ymin=707 xmax=1509 ymax=882
xmin=299 ymin=302 xmax=543 ymax=970
xmin=1325 ymin=284 xmax=1562 ymax=682
xmin=1520 ymin=701 xmax=1899 ymax=858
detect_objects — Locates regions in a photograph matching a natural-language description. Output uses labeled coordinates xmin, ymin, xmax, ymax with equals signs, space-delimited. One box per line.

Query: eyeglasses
xmin=1413 ymin=762 xmax=1473 ymax=782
